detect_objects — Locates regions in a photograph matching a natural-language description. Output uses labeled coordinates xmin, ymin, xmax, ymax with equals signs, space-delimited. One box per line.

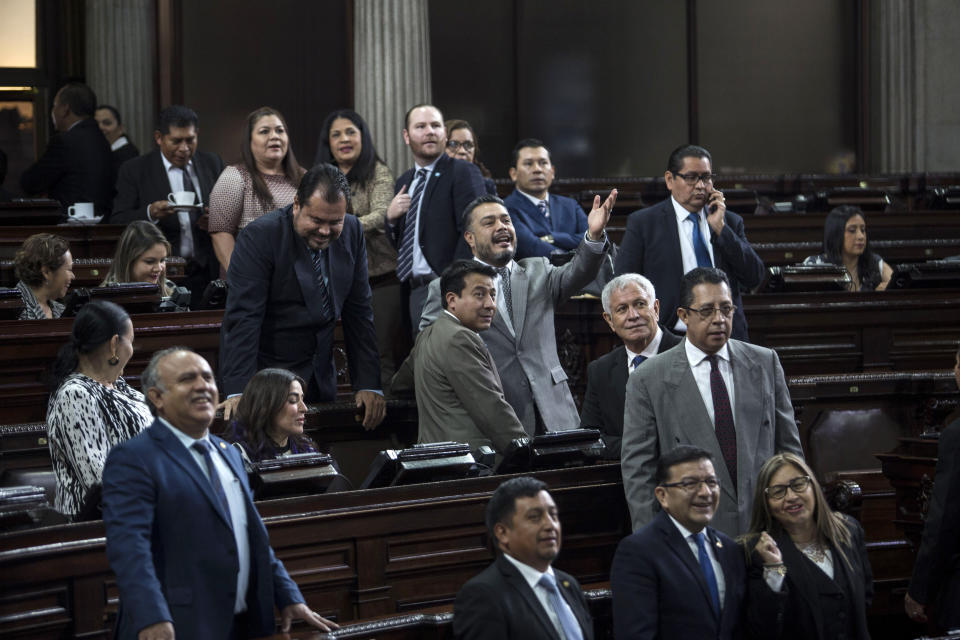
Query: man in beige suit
xmin=392 ymin=260 xmax=527 ymax=454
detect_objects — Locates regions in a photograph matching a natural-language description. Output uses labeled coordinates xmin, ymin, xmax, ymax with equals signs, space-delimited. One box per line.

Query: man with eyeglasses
xmin=612 ymin=445 xmax=783 ymax=639
xmin=621 ymin=267 xmax=802 ymax=537
xmin=503 ymin=139 xmax=590 ymax=259
xmin=614 ymin=144 xmax=764 ymax=341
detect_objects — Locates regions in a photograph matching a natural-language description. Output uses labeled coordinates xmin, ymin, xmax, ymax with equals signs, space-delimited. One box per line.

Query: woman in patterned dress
xmin=46 ymin=300 xmax=152 ymax=519
xmin=13 ymin=233 xmax=75 ymax=319
xmin=209 ymin=106 xmax=305 ymax=273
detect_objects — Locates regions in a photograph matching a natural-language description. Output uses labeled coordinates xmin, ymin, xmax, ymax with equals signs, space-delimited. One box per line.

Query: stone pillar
xmin=85 ymin=0 xmax=156 ymax=156
xmin=354 ymin=0 xmax=433 ymax=176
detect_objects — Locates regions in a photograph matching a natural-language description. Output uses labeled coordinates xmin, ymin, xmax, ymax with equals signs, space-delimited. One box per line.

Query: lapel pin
xmin=434 ymin=171 xmax=441 ymax=177
xmin=715 ymin=539 xmax=723 ymax=549
xmin=562 ymin=580 xmax=570 ymax=588
xmin=219 ymin=441 xmax=226 ymax=449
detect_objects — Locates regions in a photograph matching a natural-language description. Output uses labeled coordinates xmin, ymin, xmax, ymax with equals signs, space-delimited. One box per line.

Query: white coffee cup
xmin=168 ymin=191 xmax=196 ymax=206
xmin=67 ymin=202 xmax=95 ymax=220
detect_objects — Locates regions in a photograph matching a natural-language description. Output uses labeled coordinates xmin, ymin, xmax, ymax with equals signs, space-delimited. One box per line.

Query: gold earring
xmin=108 ymin=355 xmax=120 ymax=366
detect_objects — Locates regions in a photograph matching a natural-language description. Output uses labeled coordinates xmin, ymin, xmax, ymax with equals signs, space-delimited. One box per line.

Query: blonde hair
xmin=101 ymin=221 xmax=174 ymax=296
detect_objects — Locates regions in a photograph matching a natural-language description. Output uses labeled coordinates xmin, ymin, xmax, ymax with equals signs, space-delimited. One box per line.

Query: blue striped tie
xmin=312 ymin=249 xmax=333 ymax=321
xmin=396 ymin=169 xmax=428 ymax=282
xmin=687 ymin=212 xmax=713 ymax=268
xmin=537 ymin=199 xmax=550 ymax=219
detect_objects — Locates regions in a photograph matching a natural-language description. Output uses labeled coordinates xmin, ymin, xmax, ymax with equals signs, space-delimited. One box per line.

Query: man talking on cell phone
xmin=614 ymin=145 xmax=764 ymax=341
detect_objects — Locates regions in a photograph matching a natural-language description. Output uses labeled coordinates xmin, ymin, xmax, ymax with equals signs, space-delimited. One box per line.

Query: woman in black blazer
xmin=742 ymin=453 xmax=874 ymax=640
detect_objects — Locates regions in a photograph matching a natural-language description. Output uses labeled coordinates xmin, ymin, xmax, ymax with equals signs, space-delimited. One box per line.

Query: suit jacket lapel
xmin=287 ymin=210 xmax=329 ymax=327
xmin=497 ymin=555 xmax=560 ymax=640
xmin=556 ymin=572 xmax=591 ymax=638
xmin=149 ymin=422 xmax=233 ymax=530
xmin=708 ymin=528 xmax=737 ymax=626
xmin=656 ymin=512 xmax=717 ymax=620
xmin=658 ymin=201 xmax=685 ymax=325
xmin=421 ymin=155 xmax=448 ymax=214
xmin=728 ymin=340 xmax=763 ymax=493
xmin=609 ymin=346 xmax=628 ymax=406
xmin=777 ymin=531 xmax=825 ymax=632
xmin=511 ymin=262 xmax=528 ymax=338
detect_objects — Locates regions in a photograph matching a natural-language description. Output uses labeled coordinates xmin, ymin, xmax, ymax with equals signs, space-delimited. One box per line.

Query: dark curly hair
xmin=14 ymin=233 xmax=70 ymax=287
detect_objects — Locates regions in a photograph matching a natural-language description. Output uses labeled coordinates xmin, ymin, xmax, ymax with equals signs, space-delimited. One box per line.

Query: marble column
xmin=85 ymin=0 xmax=155 ymax=157
xmin=354 ymin=0 xmax=433 ymax=176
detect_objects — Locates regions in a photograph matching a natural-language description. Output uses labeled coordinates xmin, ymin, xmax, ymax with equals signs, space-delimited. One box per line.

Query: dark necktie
xmin=708 ymin=355 xmax=737 ymax=488
xmin=687 ymin=212 xmax=712 ymax=268
xmin=312 ymin=248 xmax=333 ymax=321
xmin=496 ymin=266 xmax=514 ymax=323
xmin=537 ymin=573 xmax=584 ymax=640
xmin=696 ymin=531 xmax=721 ymax=615
xmin=192 ymin=440 xmax=232 ymax=524
xmin=631 ymin=354 xmax=647 ymax=370
xmin=396 ymin=169 xmax=428 ymax=282
xmin=537 ymin=199 xmax=550 ymax=219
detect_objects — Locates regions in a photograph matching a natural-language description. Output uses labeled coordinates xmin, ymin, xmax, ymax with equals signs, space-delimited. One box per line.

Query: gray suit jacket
xmin=420 ymin=237 xmax=607 ymax=434
xmin=392 ymin=312 xmax=527 ymax=454
xmin=621 ymin=337 xmax=802 ymax=537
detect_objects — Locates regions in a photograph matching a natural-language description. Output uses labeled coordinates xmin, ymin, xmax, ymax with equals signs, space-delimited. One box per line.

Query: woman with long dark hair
xmin=803 ymin=205 xmax=892 ymax=291
xmin=209 ymin=106 xmax=305 ymax=272
xmin=46 ymin=300 xmax=151 ymax=519
xmin=223 ymin=368 xmax=318 ymax=463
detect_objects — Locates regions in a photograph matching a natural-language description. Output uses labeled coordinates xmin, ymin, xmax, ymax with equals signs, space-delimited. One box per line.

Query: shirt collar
xmin=626 ymin=327 xmax=663 ymax=362
xmin=110 ymin=135 xmax=129 ymax=151
xmin=158 ymin=416 xmax=210 ymax=449
xmin=683 ymin=338 xmax=730 ymax=368
xmin=413 ymin=156 xmax=440 ymax=173
xmin=501 ymin=552 xmax=555 ymax=590
xmin=474 ymin=256 xmax=514 ymax=274
xmin=672 ymin=196 xmax=704 ymax=224
xmin=160 ymin=152 xmax=193 ymax=175
xmin=667 ymin=513 xmax=705 ymax=541
xmin=517 ymin=189 xmax=548 ymax=208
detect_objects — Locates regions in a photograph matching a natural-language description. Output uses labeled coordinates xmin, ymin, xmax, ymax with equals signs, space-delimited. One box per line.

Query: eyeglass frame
xmin=681 ymin=304 xmax=737 ymax=321
xmin=446 ymin=140 xmax=475 ymax=151
xmin=764 ymin=475 xmax=812 ymax=500
xmin=659 ymin=476 xmax=721 ymax=493
xmin=672 ymin=171 xmax=714 ymax=186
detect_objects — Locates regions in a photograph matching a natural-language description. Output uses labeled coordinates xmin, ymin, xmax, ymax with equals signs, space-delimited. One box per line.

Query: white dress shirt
xmin=667 ymin=514 xmax=727 ymax=606
xmin=151 ymin=154 xmax=202 ymax=258
xmin=625 ymin=327 xmax=664 ymax=373
xmin=671 ymin=196 xmax=716 ymax=332
xmin=159 ymin=418 xmax=250 ymax=613
xmin=502 ymin=553 xmax=579 ymax=640
xmin=409 ymin=157 xmax=440 ymax=279
xmin=683 ymin=339 xmax=736 ymax=427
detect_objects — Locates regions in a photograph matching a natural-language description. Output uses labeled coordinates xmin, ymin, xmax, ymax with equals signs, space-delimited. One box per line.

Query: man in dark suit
xmin=503 ymin=139 xmax=589 ymax=259
xmin=905 ymin=345 xmax=960 ymax=632
xmin=420 ymin=192 xmax=616 ymax=435
xmin=219 ymin=163 xmax=385 ymax=428
xmin=454 ymin=476 xmax=593 ymax=640
xmin=614 ymin=144 xmax=764 ymax=341
xmin=386 ymin=103 xmax=487 ymax=329
xmin=579 ymin=273 xmax=681 ymax=457
xmin=611 ymin=445 xmax=782 ymax=639
xmin=102 ymin=348 xmax=337 ymax=639
xmin=621 ymin=267 xmax=802 ymax=537
xmin=391 ymin=261 xmax=527 ymax=455
xmin=110 ymin=105 xmax=224 ymax=306
xmin=20 ymin=82 xmax=115 ymax=217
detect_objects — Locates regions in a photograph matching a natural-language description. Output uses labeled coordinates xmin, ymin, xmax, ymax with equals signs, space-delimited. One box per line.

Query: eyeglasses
xmin=682 ymin=304 xmax=736 ymax=321
xmin=660 ymin=477 xmax=720 ymax=493
xmin=446 ymin=140 xmax=475 ymax=151
xmin=765 ymin=476 xmax=812 ymax=500
xmin=673 ymin=171 xmax=714 ymax=186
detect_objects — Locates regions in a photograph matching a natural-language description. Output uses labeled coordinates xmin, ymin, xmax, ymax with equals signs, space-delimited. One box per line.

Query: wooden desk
xmin=0 ymin=257 xmax=187 ymax=288
xmin=0 ymin=200 xmax=62 ymax=225
xmin=0 ymin=224 xmax=127 ymax=260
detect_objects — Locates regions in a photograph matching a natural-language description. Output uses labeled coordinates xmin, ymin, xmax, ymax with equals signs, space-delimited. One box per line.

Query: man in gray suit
xmin=392 ymin=260 xmax=527 ymax=454
xmin=621 ymin=267 xmax=803 ymax=537
xmin=420 ymin=191 xmax=617 ymax=434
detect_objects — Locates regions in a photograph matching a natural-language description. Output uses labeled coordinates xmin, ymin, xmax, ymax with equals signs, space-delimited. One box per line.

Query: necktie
xmin=192 ymin=440 xmax=232 ymax=524
xmin=537 ymin=573 xmax=584 ymax=640
xmin=631 ymin=354 xmax=647 ymax=370
xmin=497 ymin=266 xmax=514 ymax=323
xmin=537 ymin=199 xmax=550 ymax=219
xmin=687 ymin=212 xmax=712 ymax=268
xmin=696 ymin=532 xmax=721 ymax=615
xmin=708 ymin=355 xmax=737 ymax=488
xmin=312 ymin=249 xmax=333 ymax=321
xmin=178 ymin=167 xmax=195 ymax=259
xmin=396 ymin=169 xmax=428 ymax=282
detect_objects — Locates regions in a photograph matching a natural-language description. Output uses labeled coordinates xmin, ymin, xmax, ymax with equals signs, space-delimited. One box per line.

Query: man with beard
xmin=614 ymin=144 xmax=764 ymax=341
xmin=420 ymin=192 xmax=616 ymax=435
xmin=391 ymin=260 xmax=527 ymax=455
xmin=386 ymin=104 xmax=487 ymax=329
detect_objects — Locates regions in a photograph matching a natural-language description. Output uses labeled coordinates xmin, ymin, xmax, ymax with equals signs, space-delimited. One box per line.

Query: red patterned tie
xmin=708 ymin=355 xmax=737 ymax=490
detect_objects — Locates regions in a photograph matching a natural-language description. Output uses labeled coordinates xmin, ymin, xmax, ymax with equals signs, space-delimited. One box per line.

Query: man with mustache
xmin=102 ymin=348 xmax=338 ymax=639
xmin=219 ymin=163 xmax=385 ymax=429
xmin=392 ymin=260 xmax=527 ymax=454
xmin=620 ymin=267 xmax=802 ymax=537
xmin=614 ymin=144 xmax=764 ymax=341
xmin=386 ymin=104 xmax=487 ymax=331
xmin=454 ymin=476 xmax=594 ymax=640
xmin=420 ymin=192 xmax=616 ymax=435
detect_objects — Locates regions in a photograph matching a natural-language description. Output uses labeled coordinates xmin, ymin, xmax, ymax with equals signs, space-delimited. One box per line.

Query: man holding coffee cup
xmin=111 ymin=105 xmax=225 ymax=306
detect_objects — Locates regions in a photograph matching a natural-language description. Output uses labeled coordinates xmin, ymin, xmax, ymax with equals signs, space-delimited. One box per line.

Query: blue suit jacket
xmin=611 ymin=510 xmax=747 ymax=640
xmin=220 ymin=204 xmax=380 ymax=398
xmin=389 ymin=153 xmax=486 ymax=275
xmin=504 ymin=189 xmax=589 ymax=259
xmin=102 ymin=420 xmax=303 ymax=638
xmin=613 ymin=198 xmax=764 ymax=341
